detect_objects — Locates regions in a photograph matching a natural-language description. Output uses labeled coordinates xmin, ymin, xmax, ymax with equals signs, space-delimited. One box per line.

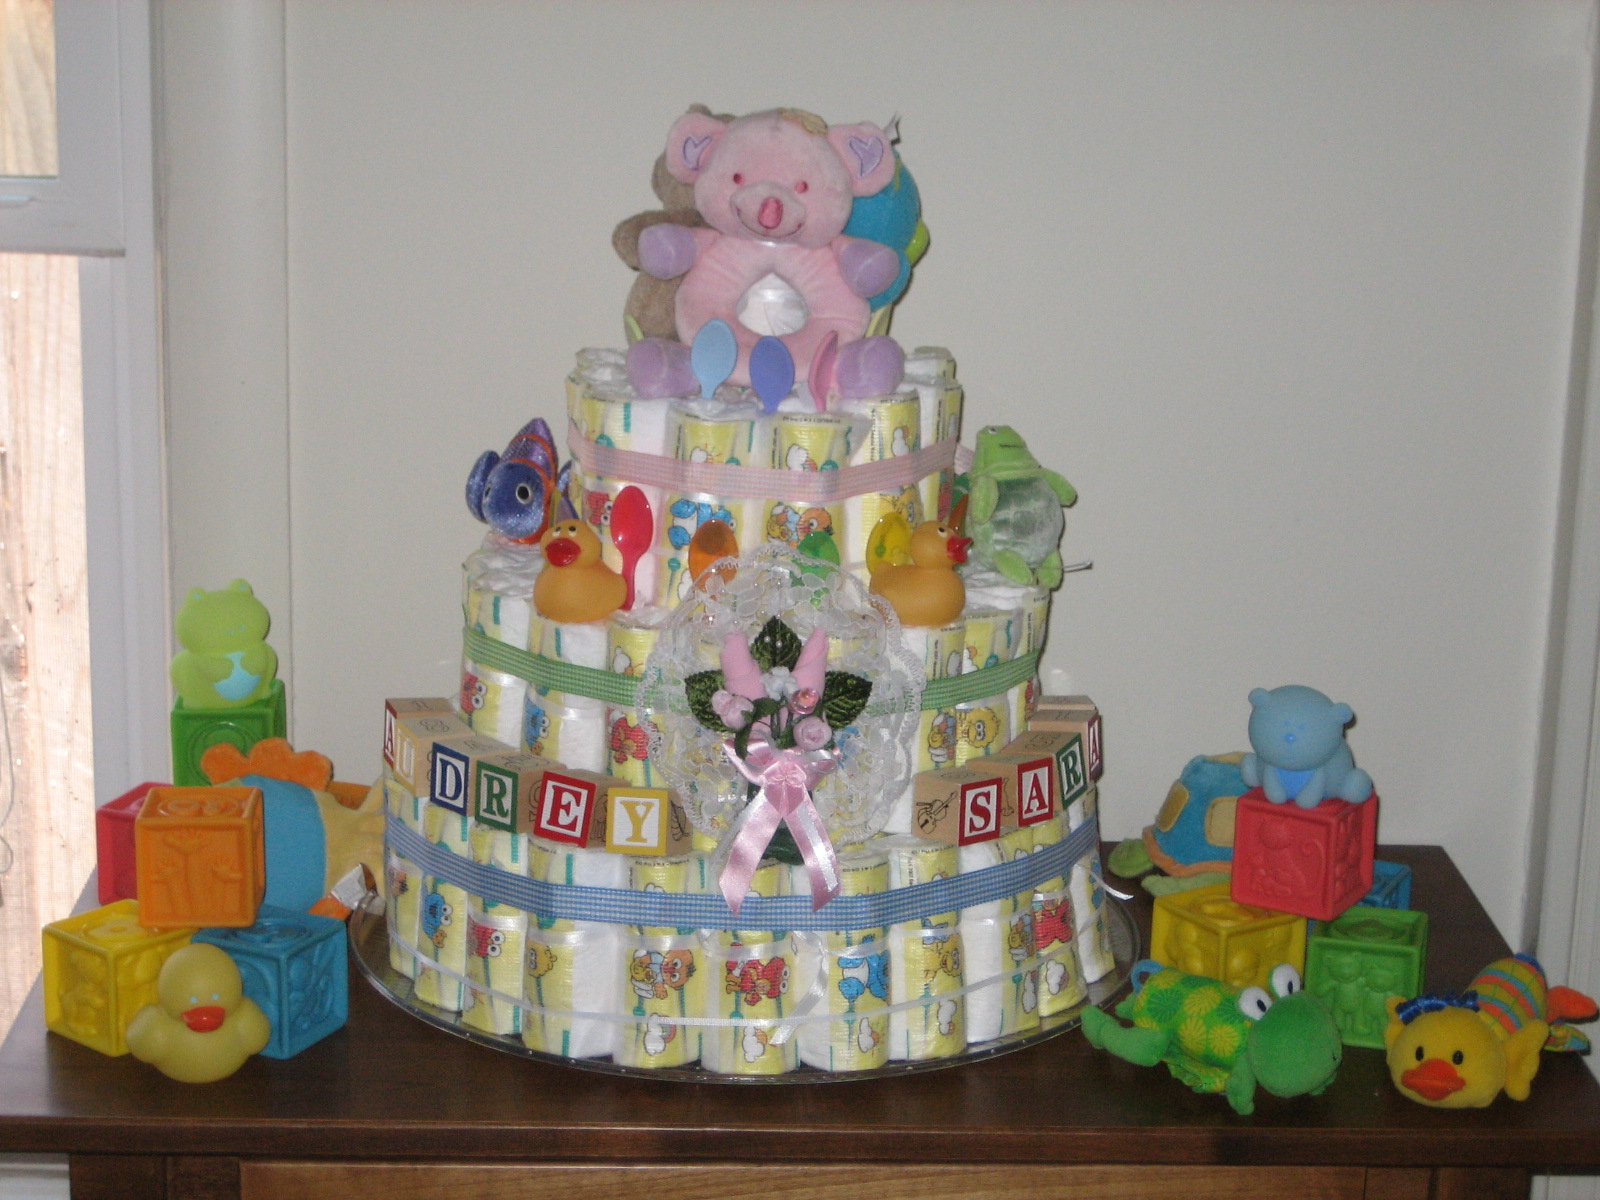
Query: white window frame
xmin=0 ymin=0 xmax=169 ymax=796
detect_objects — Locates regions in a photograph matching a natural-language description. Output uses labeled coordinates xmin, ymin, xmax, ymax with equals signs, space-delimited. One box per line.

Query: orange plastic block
xmin=42 ymin=900 xmax=193 ymax=1055
xmin=1148 ymin=880 xmax=1306 ymax=992
xmin=134 ymin=785 xmax=266 ymax=928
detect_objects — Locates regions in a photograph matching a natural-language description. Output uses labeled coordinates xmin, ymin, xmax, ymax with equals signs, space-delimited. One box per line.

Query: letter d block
xmin=1149 ymin=881 xmax=1306 ymax=992
xmin=912 ymin=766 xmax=1005 ymax=845
xmin=42 ymin=900 xmax=193 ymax=1055
xmin=429 ymin=733 xmax=513 ymax=815
xmin=605 ymin=787 xmax=691 ymax=856
xmin=196 ymin=905 xmax=348 ymax=1058
xmin=135 ymin=786 xmax=266 ymax=928
xmin=1231 ymin=788 xmax=1378 ymax=922
xmin=170 ymin=679 xmax=288 ymax=786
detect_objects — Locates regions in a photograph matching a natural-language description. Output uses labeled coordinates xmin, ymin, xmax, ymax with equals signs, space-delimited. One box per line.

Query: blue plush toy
xmin=1240 ymin=685 xmax=1373 ymax=808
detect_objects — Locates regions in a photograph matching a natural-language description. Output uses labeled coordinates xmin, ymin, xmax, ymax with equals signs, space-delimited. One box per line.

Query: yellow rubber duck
xmin=126 ymin=943 xmax=271 ymax=1083
xmin=534 ymin=518 xmax=627 ymax=623
xmin=868 ymin=520 xmax=972 ymax=627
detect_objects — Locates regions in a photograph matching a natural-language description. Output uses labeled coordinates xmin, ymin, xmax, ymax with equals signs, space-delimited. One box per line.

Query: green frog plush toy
xmin=963 ymin=425 xmax=1078 ymax=588
xmin=170 ymin=580 xmax=278 ymax=709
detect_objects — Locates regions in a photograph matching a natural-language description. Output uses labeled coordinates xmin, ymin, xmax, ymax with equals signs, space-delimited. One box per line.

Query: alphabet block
xmin=170 ymin=679 xmax=287 ymax=786
xmin=604 ymin=787 xmax=692 ymax=856
xmin=1031 ymin=694 xmax=1102 ymax=781
xmin=1231 ymin=787 xmax=1378 ymax=922
xmin=196 ymin=905 xmax=349 ymax=1058
xmin=1305 ymin=905 xmax=1428 ymax=1049
xmin=42 ymin=900 xmax=193 ymax=1055
xmin=134 ymin=785 xmax=266 ymax=928
xmin=1149 ymin=880 xmax=1306 ymax=992
xmin=383 ymin=697 xmax=455 ymax=770
xmin=992 ymin=729 xmax=1081 ymax=827
xmin=473 ymin=749 xmax=551 ymax=834
xmin=387 ymin=710 xmax=471 ymax=796
xmin=912 ymin=766 xmax=1005 ymax=845
xmin=428 ymin=732 xmax=514 ymax=815
xmin=525 ymin=768 xmax=618 ymax=847
xmin=95 ymin=782 xmax=163 ymax=905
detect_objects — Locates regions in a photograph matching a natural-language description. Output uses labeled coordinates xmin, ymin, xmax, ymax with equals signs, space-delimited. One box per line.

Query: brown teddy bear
xmin=611 ymin=104 xmax=729 ymax=343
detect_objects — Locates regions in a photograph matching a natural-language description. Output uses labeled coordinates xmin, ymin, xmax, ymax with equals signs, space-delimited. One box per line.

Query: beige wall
xmin=159 ymin=0 xmax=1598 ymax=942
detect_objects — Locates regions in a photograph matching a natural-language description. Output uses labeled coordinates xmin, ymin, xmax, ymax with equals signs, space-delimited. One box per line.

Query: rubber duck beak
xmin=1401 ymin=1058 xmax=1467 ymax=1101
xmin=544 ymin=537 xmax=580 ymax=567
xmin=182 ymin=1005 xmax=227 ymax=1033
xmin=948 ymin=536 xmax=972 ymax=565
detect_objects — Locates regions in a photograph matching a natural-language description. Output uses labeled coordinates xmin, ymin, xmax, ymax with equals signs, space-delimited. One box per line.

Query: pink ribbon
xmin=718 ymin=735 xmax=841 ymax=914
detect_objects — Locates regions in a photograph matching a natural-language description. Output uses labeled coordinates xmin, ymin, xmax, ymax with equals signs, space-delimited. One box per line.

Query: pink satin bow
xmin=718 ymin=734 xmax=840 ymax=914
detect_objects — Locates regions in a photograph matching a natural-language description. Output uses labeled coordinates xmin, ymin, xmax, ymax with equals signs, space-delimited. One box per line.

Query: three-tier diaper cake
xmin=371 ymin=105 xmax=1125 ymax=1079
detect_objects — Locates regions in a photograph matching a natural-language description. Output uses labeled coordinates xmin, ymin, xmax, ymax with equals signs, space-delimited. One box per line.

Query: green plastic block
xmin=1305 ymin=904 xmax=1428 ymax=1049
xmin=170 ymin=679 xmax=287 ymax=785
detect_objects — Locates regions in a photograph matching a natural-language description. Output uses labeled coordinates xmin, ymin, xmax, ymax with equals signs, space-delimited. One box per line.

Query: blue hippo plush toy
xmin=1240 ymin=685 xmax=1373 ymax=808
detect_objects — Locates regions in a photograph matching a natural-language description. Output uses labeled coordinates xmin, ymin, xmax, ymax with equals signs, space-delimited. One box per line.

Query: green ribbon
xmin=464 ymin=624 xmax=1039 ymax=714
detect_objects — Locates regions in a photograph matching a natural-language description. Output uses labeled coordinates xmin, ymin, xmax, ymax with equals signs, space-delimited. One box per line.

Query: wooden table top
xmin=3 ymin=845 xmax=1598 ymax=1171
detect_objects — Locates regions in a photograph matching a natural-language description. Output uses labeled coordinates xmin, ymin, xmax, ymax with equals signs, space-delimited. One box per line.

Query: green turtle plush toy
xmin=963 ymin=425 xmax=1077 ymax=588
xmin=1082 ymin=960 xmax=1342 ymax=1115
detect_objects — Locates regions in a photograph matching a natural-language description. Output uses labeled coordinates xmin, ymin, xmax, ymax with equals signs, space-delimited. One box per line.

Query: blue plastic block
xmin=196 ymin=904 xmax=347 ymax=1059
xmin=1362 ymin=859 xmax=1412 ymax=910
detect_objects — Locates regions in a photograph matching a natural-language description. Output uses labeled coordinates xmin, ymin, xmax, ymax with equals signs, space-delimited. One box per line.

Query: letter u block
xmin=135 ymin=785 xmax=266 ymax=929
xmin=42 ymin=900 xmax=194 ymax=1055
xmin=95 ymin=782 xmax=163 ymax=905
xmin=1305 ymin=905 xmax=1428 ymax=1049
xmin=1149 ymin=881 xmax=1306 ymax=992
xmin=1230 ymin=788 xmax=1378 ymax=921
xmin=170 ymin=679 xmax=288 ymax=786
xmin=196 ymin=905 xmax=348 ymax=1058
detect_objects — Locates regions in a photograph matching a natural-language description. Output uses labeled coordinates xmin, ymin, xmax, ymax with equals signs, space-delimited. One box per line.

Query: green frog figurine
xmin=170 ymin=580 xmax=278 ymax=709
xmin=963 ymin=425 xmax=1077 ymax=588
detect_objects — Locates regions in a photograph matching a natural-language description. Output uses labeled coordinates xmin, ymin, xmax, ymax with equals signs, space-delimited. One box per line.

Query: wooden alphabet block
xmin=429 ymin=733 xmax=514 ymax=815
xmin=1031 ymin=694 xmax=1103 ymax=781
xmin=383 ymin=698 xmax=455 ymax=769
xmin=912 ymin=766 xmax=1006 ymax=845
xmin=525 ymin=768 xmax=619 ymax=847
xmin=473 ymin=749 xmax=551 ymax=834
xmin=387 ymin=710 xmax=471 ymax=796
xmin=604 ymin=787 xmax=692 ymax=856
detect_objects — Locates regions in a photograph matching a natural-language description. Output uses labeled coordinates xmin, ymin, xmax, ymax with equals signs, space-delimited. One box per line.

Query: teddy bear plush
xmin=625 ymin=107 xmax=906 ymax=401
xmin=1240 ymin=685 xmax=1373 ymax=807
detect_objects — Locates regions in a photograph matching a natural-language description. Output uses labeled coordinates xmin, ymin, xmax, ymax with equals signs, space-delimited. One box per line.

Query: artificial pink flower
xmin=792 ymin=715 xmax=833 ymax=751
xmin=794 ymin=627 xmax=829 ymax=696
xmin=719 ymin=632 xmax=766 ymax=702
xmin=711 ymin=689 xmax=754 ymax=730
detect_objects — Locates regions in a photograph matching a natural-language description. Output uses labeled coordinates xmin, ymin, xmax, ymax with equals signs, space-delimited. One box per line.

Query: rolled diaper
xmin=614 ymin=855 xmax=709 ymax=1069
xmin=879 ymin=832 xmax=965 ymax=1061
xmin=413 ymin=803 xmax=473 ymax=1012
xmin=764 ymin=412 xmax=850 ymax=568
xmin=1028 ymin=815 xmax=1086 ymax=1017
xmin=1063 ymin=784 xmax=1115 ymax=983
xmin=793 ymin=848 xmax=891 ymax=1072
xmin=958 ymin=826 xmax=1041 ymax=1044
xmin=703 ymin=937 xmax=802 ymax=1077
xmin=383 ymin=774 xmax=426 ymax=979
xmin=883 ymin=619 xmax=965 ymax=834
xmin=524 ymin=622 xmax=608 ymax=772
xmin=460 ymin=659 xmax=526 ymax=747
xmin=661 ymin=396 xmax=762 ymax=606
xmin=520 ymin=838 xmax=626 ymax=1059
xmin=462 ymin=826 xmax=530 ymax=1036
xmin=604 ymin=610 xmax=667 ymax=788
xmin=835 ymin=392 xmax=924 ymax=576
xmin=905 ymin=347 xmax=963 ymax=519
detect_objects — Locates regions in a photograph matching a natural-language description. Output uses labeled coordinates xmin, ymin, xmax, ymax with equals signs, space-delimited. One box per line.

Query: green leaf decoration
xmin=686 ymin=669 xmax=729 ymax=734
xmin=821 ymin=671 xmax=873 ymax=729
xmin=750 ymin=616 xmax=803 ymax=672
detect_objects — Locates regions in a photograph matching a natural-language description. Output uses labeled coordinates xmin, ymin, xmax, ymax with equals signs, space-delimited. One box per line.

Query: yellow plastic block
xmin=1149 ymin=881 xmax=1306 ymax=991
xmin=42 ymin=900 xmax=193 ymax=1055
xmin=134 ymin=785 xmax=266 ymax=928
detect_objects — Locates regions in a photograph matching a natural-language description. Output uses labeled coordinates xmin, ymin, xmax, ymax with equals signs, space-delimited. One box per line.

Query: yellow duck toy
xmin=534 ymin=518 xmax=627 ymax=623
xmin=127 ymin=943 xmax=271 ymax=1083
xmin=867 ymin=517 xmax=972 ymax=628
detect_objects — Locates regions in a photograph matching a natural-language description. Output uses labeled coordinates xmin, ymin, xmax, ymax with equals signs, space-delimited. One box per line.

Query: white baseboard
xmin=0 ymin=1156 xmax=67 ymax=1200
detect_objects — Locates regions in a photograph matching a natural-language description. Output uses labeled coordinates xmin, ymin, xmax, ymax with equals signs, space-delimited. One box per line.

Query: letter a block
xmin=196 ymin=905 xmax=349 ymax=1058
xmin=42 ymin=900 xmax=194 ymax=1055
xmin=604 ymin=787 xmax=691 ymax=856
xmin=1231 ymin=788 xmax=1378 ymax=921
xmin=135 ymin=785 xmax=266 ymax=928
xmin=1149 ymin=881 xmax=1306 ymax=992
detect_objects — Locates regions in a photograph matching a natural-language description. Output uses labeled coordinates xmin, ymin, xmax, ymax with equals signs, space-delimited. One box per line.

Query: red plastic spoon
xmin=610 ymin=486 xmax=653 ymax=610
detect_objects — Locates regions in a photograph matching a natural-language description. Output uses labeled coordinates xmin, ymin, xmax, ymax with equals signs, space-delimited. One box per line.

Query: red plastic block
xmin=1230 ymin=787 xmax=1378 ymax=921
xmin=95 ymin=782 xmax=163 ymax=905
xmin=134 ymin=785 xmax=266 ymax=928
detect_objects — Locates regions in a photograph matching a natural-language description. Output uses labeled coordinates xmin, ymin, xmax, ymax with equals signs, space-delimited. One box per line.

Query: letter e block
xmin=529 ymin=770 xmax=606 ymax=846
xmin=605 ymin=787 xmax=691 ymax=856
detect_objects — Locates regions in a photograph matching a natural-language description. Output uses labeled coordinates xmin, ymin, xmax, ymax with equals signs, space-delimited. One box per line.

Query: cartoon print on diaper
xmin=837 ymin=942 xmax=890 ymax=1007
xmin=523 ymin=695 xmax=551 ymax=756
xmin=958 ymin=706 xmax=1003 ymax=755
xmin=467 ymin=916 xmax=504 ymax=959
xmin=927 ymin=710 xmax=958 ymax=765
xmin=459 ymin=671 xmax=486 ymax=714
xmin=609 ymin=715 xmax=652 ymax=765
xmin=668 ymin=498 xmax=735 ymax=551
xmin=922 ymin=935 xmax=963 ymax=987
xmin=631 ymin=948 xmax=698 ymax=1001
xmin=725 ymin=957 xmax=791 ymax=1007
xmin=422 ymin=892 xmax=453 ymax=950
xmin=525 ymin=943 xmax=558 ymax=980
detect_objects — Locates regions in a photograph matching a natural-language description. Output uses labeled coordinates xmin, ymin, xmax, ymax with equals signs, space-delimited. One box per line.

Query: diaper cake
xmin=369 ymin=106 xmax=1126 ymax=1079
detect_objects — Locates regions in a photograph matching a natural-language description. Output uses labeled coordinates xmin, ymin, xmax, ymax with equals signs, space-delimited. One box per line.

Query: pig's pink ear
xmin=665 ymin=109 xmax=729 ymax=183
xmin=827 ymin=123 xmax=896 ymax=196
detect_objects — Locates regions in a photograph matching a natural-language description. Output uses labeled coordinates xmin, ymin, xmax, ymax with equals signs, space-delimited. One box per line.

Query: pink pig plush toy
xmin=627 ymin=108 xmax=906 ymax=402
